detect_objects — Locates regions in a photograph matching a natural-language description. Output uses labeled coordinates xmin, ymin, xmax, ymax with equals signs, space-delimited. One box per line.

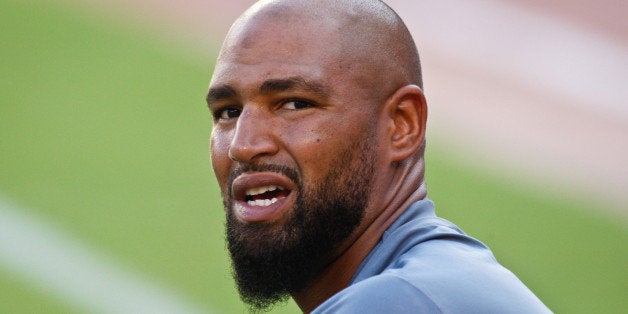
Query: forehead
xmin=210 ymin=13 xmax=347 ymax=87
xmin=210 ymin=58 xmax=328 ymax=96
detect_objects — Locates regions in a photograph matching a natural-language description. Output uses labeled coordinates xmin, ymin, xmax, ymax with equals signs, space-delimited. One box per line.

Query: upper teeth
xmin=245 ymin=185 xmax=283 ymax=207
xmin=246 ymin=185 xmax=281 ymax=196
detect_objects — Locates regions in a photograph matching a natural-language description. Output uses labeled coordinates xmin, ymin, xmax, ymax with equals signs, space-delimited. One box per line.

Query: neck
xmin=292 ymin=156 xmax=427 ymax=312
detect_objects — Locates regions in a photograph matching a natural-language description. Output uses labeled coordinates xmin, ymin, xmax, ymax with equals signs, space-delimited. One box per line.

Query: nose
xmin=228 ymin=106 xmax=279 ymax=163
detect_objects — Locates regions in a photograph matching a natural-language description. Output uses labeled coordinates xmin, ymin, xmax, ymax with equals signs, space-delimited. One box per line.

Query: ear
xmin=384 ymin=85 xmax=427 ymax=162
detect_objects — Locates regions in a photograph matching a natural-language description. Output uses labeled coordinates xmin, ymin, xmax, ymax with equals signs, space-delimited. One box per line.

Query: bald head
xmin=215 ymin=0 xmax=422 ymax=103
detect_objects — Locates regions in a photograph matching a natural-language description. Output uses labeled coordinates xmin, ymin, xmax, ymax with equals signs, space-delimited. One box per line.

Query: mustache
xmin=227 ymin=163 xmax=301 ymax=191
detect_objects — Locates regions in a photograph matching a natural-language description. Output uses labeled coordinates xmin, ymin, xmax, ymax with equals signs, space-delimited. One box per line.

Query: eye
xmin=282 ymin=99 xmax=314 ymax=110
xmin=214 ymin=107 xmax=241 ymax=121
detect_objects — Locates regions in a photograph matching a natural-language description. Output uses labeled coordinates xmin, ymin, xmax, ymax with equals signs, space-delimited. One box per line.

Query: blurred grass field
xmin=1 ymin=1 xmax=626 ymax=313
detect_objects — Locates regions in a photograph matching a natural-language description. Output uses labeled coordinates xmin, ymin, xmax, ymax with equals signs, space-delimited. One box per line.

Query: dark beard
xmin=224 ymin=135 xmax=377 ymax=312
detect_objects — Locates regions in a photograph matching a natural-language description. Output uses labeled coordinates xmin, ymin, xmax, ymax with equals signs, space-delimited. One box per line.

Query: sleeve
xmin=311 ymin=275 xmax=442 ymax=314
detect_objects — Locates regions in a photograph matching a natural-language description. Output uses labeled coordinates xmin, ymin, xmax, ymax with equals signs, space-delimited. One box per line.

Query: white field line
xmin=0 ymin=196 xmax=209 ymax=314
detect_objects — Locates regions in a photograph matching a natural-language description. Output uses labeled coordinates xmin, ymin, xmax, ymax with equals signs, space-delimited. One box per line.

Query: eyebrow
xmin=206 ymin=84 xmax=237 ymax=107
xmin=259 ymin=77 xmax=330 ymax=99
xmin=206 ymin=76 xmax=330 ymax=107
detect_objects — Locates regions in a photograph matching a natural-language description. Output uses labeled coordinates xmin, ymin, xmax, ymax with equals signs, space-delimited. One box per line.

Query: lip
xmin=231 ymin=172 xmax=296 ymax=222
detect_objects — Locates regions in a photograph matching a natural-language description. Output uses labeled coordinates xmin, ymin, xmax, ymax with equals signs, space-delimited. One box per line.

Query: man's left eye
xmin=282 ymin=100 xmax=314 ymax=110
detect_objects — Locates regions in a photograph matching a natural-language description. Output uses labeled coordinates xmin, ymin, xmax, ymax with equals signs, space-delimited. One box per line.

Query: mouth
xmin=245 ymin=185 xmax=291 ymax=207
xmin=231 ymin=172 xmax=296 ymax=222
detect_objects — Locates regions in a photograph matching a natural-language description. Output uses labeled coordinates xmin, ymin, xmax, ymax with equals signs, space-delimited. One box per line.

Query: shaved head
xmin=216 ymin=0 xmax=422 ymax=105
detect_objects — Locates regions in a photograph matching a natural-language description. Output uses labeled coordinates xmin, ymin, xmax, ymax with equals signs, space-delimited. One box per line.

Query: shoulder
xmin=312 ymin=274 xmax=442 ymax=314
xmin=385 ymin=239 xmax=551 ymax=313
xmin=314 ymin=225 xmax=551 ymax=313
xmin=315 ymin=201 xmax=551 ymax=313
xmin=314 ymin=267 xmax=551 ymax=314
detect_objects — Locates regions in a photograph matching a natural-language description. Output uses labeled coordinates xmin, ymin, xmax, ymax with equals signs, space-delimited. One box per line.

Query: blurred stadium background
xmin=1 ymin=0 xmax=626 ymax=313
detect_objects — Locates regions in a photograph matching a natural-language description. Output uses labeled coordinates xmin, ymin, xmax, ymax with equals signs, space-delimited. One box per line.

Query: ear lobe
xmin=386 ymin=85 xmax=427 ymax=162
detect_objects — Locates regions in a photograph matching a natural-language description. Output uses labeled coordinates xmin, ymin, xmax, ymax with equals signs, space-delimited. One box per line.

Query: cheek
xmin=284 ymin=125 xmax=325 ymax=151
xmin=210 ymin=129 xmax=232 ymax=188
xmin=284 ymin=126 xmax=343 ymax=176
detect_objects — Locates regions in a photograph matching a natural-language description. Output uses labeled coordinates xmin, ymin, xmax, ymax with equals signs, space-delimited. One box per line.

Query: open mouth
xmin=231 ymin=171 xmax=297 ymax=222
xmin=245 ymin=185 xmax=291 ymax=207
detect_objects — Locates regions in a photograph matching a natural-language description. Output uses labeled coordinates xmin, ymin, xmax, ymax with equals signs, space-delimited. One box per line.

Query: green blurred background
xmin=1 ymin=0 xmax=626 ymax=313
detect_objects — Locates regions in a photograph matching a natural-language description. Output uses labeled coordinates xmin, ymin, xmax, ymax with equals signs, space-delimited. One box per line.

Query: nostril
xmin=228 ymin=144 xmax=243 ymax=160
xmin=228 ymin=135 xmax=279 ymax=163
xmin=228 ymin=150 xmax=238 ymax=161
xmin=229 ymin=144 xmax=260 ymax=162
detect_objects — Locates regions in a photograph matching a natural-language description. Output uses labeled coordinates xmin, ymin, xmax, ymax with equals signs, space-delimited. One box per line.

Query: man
xmin=206 ymin=0 xmax=550 ymax=312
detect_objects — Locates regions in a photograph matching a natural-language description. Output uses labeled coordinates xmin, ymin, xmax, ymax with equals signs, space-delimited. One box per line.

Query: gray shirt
xmin=313 ymin=199 xmax=550 ymax=313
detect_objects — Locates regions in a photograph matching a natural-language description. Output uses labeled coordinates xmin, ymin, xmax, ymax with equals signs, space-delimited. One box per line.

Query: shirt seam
xmin=387 ymin=273 xmax=445 ymax=313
